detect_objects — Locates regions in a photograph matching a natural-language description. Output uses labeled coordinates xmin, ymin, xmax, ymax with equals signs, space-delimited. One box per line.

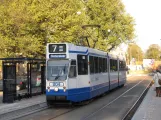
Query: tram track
xmin=121 ymin=80 xmax=152 ymax=120
xmin=82 ymin=79 xmax=149 ymax=120
xmin=47 ymin=77 xmax=149 ymax=120
xmin=16 ymin=76 xmax=151 ymax=120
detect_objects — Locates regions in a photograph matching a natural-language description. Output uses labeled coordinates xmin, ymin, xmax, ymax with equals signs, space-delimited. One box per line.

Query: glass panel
xmin=69 ymin=66 xmax=76 ymax=78
xmin=47 ymin=60 xmax=69 ymax=81
xmin=89 ymin=56 xmax=94 ymax=74
xmin=77 ymin=55 xmax=88 ymax=75
xmin=16 ymin=63 xmax=28 ymax=96
xmin=94 ymin=57 xmax=98 ymax=73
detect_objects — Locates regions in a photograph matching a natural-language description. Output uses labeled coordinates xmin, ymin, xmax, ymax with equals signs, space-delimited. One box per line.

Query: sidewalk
xmin=132 ymin=85 xmax=161 ymax=120
xmin=0 ymin=95 xmax=46 ymax=120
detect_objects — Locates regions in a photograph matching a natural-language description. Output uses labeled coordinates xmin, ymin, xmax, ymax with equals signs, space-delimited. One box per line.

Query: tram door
xmin=76 ymin=55 xmax=88 ymax=89
xmin=3 ymin=63 xmax=16 ymax=103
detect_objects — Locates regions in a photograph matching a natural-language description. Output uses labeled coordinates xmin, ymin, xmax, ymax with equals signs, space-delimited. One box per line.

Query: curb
xmin=0 ymin=102 xmax=47 ymax=120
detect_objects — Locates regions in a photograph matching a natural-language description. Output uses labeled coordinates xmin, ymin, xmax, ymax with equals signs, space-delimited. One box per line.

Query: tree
xmin=0 ymin=0 xmax=135 ymax=58
xmin=0 ymin=0 xmax=87 ymax=58
xmin=145 ymin=44 xmax=161 ymax=60
xmin=81 ymin=0 xmax=135 ymax=51
xmin=127 ymin=43 xmax=143 ymax=64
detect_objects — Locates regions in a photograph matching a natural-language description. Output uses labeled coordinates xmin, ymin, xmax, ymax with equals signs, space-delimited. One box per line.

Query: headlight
xmin=54 ymin=87 xmax=59 ymax=91
xmin=49 ymin=83 xmax=53 ymax=86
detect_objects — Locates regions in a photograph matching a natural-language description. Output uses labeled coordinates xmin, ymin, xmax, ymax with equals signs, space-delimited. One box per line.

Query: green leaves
xmin=145 ymin=44 xmax=161 ymax=60
xmin=0 ymin=0 xmax=135 ymax=58
xmin=127 ymin=43 xmax=143 ymax=64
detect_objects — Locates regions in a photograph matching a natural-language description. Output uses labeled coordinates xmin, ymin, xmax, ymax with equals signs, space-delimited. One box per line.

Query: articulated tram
xmin=46 ymin=43 xmax=127 ymax=105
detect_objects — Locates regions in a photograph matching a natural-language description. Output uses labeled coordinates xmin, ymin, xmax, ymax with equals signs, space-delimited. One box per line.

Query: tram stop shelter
xmin=0 ymin=57 xmax=46 ymax=103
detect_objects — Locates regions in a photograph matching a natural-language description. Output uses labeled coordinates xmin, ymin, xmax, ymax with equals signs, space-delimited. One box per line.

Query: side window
xmin=119 ymin=61 xmax=126 ymax=71
xmin=123 ymin=61 xmax=126 ymax=70
xmin=105 ymin=58 xmax=108 ymax=72
xmin=89 ymin=56 xmax=94 ymax=74
xmin=77 ymin=55 xmax=88 ymax=75
xmin=99 ymin=58 xmax=103 ymax=73
xmin=119 ymin=61 xmax=122 ymax=71
xmin=69 ymin=60 xmax=77 ymax=78
xmin=120 ymin=61 xmax=124 ymax=71
xmin=102 ymin=58 xmax=105 ymax=72
xmin=110 ymin=59 xmax=117 ymax=71
xmin=110 ymin=59 xmax=113 ymax=71
xmin=114 ymin=60 xmax=118 ymax=71
xmin=94 ymin=57 xmax=99 ymax=73
xmin=115 ymin=60 xmax=118 ymax=71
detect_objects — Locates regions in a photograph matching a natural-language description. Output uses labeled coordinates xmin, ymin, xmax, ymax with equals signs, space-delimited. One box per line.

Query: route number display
xmin=49 ymin=44 xmax=66 ymax=53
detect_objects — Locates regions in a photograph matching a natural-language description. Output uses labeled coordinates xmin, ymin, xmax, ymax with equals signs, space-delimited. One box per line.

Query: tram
xmin=46 ymin=43 xmax=127 ymax=105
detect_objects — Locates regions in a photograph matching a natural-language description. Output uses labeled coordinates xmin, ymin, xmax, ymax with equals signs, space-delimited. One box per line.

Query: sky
xmin=122 ymin=0 xmax=161 ymax=52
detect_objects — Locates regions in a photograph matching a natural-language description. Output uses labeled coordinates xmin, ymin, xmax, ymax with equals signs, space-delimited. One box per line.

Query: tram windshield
xmin=47 ymin=60 xmax=69 ymax=81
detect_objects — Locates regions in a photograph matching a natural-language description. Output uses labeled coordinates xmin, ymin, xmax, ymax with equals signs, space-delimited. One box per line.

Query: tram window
xmin=110 ymin=59 xmax=113 ymax=71
xmin=94 ymin=57 xmax=99 ymax=73
xmin=119 ymin=61 xmax=126 ymax=71
xmin=119 ymin=61 xmax=123 ymax=71
xmin=105 ymin=58 xmax=108 ymax=72
xmin=102 ymin=58 xmax=105 ymax=72
xmin=123 ymin=61 xmax=126 ymax=70
xmin=77 ymin=55 xmax=88 ymax=75
xmin=119 ymin=61 xmax=122 ymax=70
xmin=89 ymin=56 xmax=94 ymax=74
xmin=103 ymin=58 xmax=107 ymax=72
xmin=110 ymin=59 xmax=117 ymax=71
xmin=99 ymin=58 xmax=103 ymax=72
xmin=69 ymin=60 xmax=77 ymax=78
xmin=115 ymin=60 xmax=118 ymax=71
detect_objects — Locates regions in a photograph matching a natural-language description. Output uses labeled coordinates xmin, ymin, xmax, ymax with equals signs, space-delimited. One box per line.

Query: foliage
xmin=145 ymin=44 xmax=161 ymax=60
xmin=0 ymin=0 xmax=135 ymax=58
xmin=126 ymin=43 xmax=143 ymax=64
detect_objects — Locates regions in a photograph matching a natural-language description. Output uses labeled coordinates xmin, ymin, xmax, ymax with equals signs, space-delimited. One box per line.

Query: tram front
xmin=46 ymin=43 xmax=71 ymax=104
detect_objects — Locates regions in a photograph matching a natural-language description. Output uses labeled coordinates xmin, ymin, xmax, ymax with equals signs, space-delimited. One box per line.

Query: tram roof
xmin=47 ymin=43 xmax=124 ymax=60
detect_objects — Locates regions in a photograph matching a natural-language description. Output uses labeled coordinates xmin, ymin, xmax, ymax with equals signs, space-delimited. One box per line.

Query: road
xmin=17 ymin=75 xmax=152 ymax=120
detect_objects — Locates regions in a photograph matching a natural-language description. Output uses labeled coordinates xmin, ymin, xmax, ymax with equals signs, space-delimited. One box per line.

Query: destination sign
xmin=49 ymin=44 xmax=66 ymax=53
xmin=49 ymin=54 xmax=66 ymax=59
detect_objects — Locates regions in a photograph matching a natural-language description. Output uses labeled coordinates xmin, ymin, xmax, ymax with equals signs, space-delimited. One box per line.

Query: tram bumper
xmin=46 ymin=95 xmax=67 ymax=101
xmin=46 ymin=89 xmax=68 ymax=101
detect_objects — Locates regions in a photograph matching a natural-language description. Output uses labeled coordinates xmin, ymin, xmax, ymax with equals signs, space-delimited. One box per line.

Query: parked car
xmin=0 ymin=80 xmax=3 ymax=91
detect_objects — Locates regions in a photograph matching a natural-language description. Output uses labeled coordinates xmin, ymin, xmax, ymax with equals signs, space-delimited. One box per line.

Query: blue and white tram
xmin=46 ymin=43 xmax=127 ymax=104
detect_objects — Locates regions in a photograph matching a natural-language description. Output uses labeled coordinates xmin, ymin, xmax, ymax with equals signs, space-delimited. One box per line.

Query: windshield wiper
xmin=54 ymin=65 xmax=68 ymax=80
xmin=54 ymin=74 xmax=60 ymax=80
